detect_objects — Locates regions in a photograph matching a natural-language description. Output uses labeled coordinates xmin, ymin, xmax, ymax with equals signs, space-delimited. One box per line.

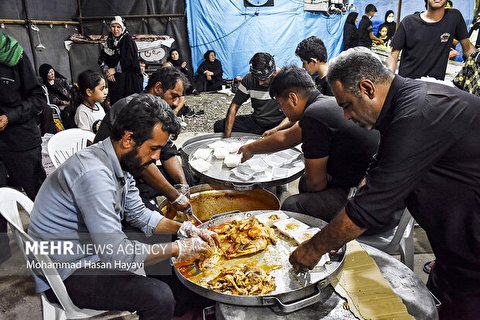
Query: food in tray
xmin=194 ymin=217 xmax=277 ymax=272
xmin=273 ymin=218 xmax=310 ymax=238
xmin=192 ymin=148 xmax=212 ymax=160
xmin=254 ymin=210 xmax=289 ymax=227
xmin=226 ymin=141 xmax=242 ymax=154
xmin=231 ymin=166 xmax=257 ymax=181
xmin=203 ymin=264 xmax=277 ymax=295
xmin=224 ymin=153 xmax=242 ymax=168
xmin=189 ymin=158 xmax=212 ymax=172
xmin=291 ymin=227 xmax=321 ymax=245
xmin=213 ymin=147 xmax=227 ymax=159
xmin=208 ymin=140 xmax=228 ymax=149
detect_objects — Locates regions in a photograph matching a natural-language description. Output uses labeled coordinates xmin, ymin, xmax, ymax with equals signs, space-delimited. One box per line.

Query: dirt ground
xmin=179 ymin=90 xmax=252 ymax=133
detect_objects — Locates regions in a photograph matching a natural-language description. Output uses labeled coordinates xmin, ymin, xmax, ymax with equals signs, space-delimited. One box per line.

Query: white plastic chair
xmin=358 ymin=207 xmax=415 ymax=270
xmin=47 ymin=128 xmax=95 ymax=168
xmin=0 ymin=187 xmax=107 ymax=319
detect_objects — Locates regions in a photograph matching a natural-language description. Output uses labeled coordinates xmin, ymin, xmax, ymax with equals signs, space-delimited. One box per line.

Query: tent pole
xmin=396 ymin=0 xmax=402 ymax=29
xmin=21 ymin=0 xmax=39 ymax=74
xmin=77 ymin=0 xmax=84 ymax=35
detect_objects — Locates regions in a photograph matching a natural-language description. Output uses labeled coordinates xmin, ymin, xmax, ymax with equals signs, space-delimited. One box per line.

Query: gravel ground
xmin=179 ymin=91 xmax=252 ymax=133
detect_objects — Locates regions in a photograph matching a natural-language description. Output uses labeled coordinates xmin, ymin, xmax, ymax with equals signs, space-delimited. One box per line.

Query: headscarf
xmin=204 ymin=50 xmax=216 ymax=61
xmin=103 ymin=16 xmax=127 ymax=57
xmin=39 ymin=63 xmax=66 ymax=85
xmin=167 ymin=49 xmax=183 ymax=68
xmin=0 ymin=32 xmax=23 ymax=67
xmin=346 ymin=12 xmax=358 ymax=25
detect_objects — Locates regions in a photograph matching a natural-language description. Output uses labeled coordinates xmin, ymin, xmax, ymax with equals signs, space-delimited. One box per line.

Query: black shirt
xmin=343 ymin=22 xmax=359 ymax=50
xmin=357 ymin=15 xmax=373 ymax=48
xmin=299 ymin=91 xmax=379 ymax=188
xmin=391 ymin=9 xmax=469 ymax=80
xmin=93 ymin=93 xmax=178 ymax=161
xmin=347 ymin=76 xmax=480 ymax=293
xmin=314 ymin=76 xmax=333 ymax=96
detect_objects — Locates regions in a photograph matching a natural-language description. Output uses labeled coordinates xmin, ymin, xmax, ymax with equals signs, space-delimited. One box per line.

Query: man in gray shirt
xmin=28 ymin=95 xmax=217 ymax=320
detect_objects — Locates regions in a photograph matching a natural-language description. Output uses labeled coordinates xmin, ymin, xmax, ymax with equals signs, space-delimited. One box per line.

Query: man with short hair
xmin=213 ymin=52 xmax=285 ymax=137
xmin=239 ymin=65 xmax=384 ymax=234
xmin=388 ymin=0 xmax=474 ymax=80
xmin=291 ymin=47 xmax=480 ymax=319
xmin=95 ymin=67 xmax=193 ymax=214
xmin=358 ymin=4 xmax=384 ymax=48
xmin=295 ymin=36 xmax=333 ymax=96
xmin=29 ymin=95 xmax=217 ymax=319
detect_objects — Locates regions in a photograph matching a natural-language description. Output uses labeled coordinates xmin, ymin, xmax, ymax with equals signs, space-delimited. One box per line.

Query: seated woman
xmin=38 ymin=63 xmax=72 ymax=109
xmin=167 ymin=48 xmax=197 ymax=94
xmin=195 ymin=50 xmax=223 ymax=92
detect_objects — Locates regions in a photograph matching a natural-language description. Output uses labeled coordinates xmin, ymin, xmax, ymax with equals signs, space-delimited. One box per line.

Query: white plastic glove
xmin=177 ymin=221 xmax=220 ymax=247
xmin=174 ymin=237 xmax=212 ymax=264
xmin=170 ymin=193 xmax=192 ymax=213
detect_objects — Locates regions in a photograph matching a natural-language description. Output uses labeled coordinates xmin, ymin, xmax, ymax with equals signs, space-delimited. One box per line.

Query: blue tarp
xmin=186 ymin=0 xmax=475 ymax=79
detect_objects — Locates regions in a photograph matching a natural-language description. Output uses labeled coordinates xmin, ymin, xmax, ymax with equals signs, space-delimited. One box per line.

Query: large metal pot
xmin=174 ymin=210 xmax=346 ymax=313
xmin=158 ymin=184 xmax=280 ymax=221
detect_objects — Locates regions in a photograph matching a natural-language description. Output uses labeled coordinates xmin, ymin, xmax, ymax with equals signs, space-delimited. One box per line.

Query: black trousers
xmin=213 ymin=114 xmax=281 ymax=136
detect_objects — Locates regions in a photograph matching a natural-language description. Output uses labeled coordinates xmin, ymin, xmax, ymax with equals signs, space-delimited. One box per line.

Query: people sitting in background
xmin=38 ymin=63 xmax=72 ymax=109
xmin=139 ymin=59 xmax=149 ymax=90
xmin=377 ymin=10 xmax=397 ymax=43
xmin=195 ymin=50 xmax=223 ymax=92
xmin=213 ymin=52 xmax=285 ymax=137
xmin=28 ymin=95 xmax=216 ymax=319
xmin=295 ymin=36 xmax=334 ymax=96
xmin=72 ymin=70 xmax=107 ymax=132
xmin=343 ymin=12 xmax=359 ymax=51
xmin=98 ymin=16 xmax=142 ymax=104
xmin=94 ymin=66 xmax=195 ymax=214
xmin=167 ymin=48 xmax=198 ymax=95
xmin=358 ymin=4 xmax=384 ymax=48
xmin=239 ymin=65 xmax=387 ymax=235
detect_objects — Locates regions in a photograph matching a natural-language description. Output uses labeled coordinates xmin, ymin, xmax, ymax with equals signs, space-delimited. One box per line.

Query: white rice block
xmin=292 ymin=227 xmax=321 ymax=245
xmin=273 ymin=218 xmax=310 ymax=238
xmin=255 ymin=210 xmax=289 ymax=227
xmin=193 ymin=148 xmax=212 ymax=161
xmin=243 ymin=139 xmax=257 ymax=146
xmin=224 ymin=153 xmax=242 ymax=168
xmin=213 ymin=147 xmax=227 ymax=159
xmin=189 ymin=158 xmax=212 ymax=172
xmin=208 ymin=140 xmax=228 ymax=149
xmin=275 ymin=149 xmax=300 ymax=162
xmin=226 ymin=141 xmax=243 ymax=154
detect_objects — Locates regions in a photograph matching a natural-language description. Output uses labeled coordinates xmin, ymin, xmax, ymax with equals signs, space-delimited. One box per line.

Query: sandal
xmin=423 ymin=260 xmax=436 ymax=274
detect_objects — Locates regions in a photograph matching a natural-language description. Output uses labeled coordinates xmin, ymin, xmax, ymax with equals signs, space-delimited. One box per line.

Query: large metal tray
xmin=186 ymin=136 xmax=305 ymax=190
xmin=174 ymin=210 xmax=345 ymax=313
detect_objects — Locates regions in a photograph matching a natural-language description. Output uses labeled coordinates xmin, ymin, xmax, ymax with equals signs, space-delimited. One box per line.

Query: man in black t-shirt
xmin=295 ymin=36 xmax=333 ymax=96
xmin=239 ymin=66 xmax=385 ymax=234
xmin=291 ymin=47 xmax=480 ymax=319
xmin=388 ymin=0 xmax=474 ymax=80
xmin=94 ymin=67 xmax=194 ymax=214
xmin=357 ymin=4 xmax=384 ymax=48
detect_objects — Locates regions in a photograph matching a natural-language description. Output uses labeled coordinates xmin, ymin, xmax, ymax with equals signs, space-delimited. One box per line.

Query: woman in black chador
xmin=195 ymin=50 xmax=223 ymax=92
xmin=343 ymin=12 xmax=359 ymax=51
xmin=98 ymin=16 xmax=142 ymax=104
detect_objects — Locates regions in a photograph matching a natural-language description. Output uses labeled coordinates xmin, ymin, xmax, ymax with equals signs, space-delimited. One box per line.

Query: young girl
xmin=72 ymin=70 xmax=107 ymax=132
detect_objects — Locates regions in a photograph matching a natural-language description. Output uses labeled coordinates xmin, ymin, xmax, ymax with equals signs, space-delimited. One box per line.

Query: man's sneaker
xmin=195 ymin=110 xmax=205 ymax=116
xmin=185 ymin=109 xmax=196 ymax=118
